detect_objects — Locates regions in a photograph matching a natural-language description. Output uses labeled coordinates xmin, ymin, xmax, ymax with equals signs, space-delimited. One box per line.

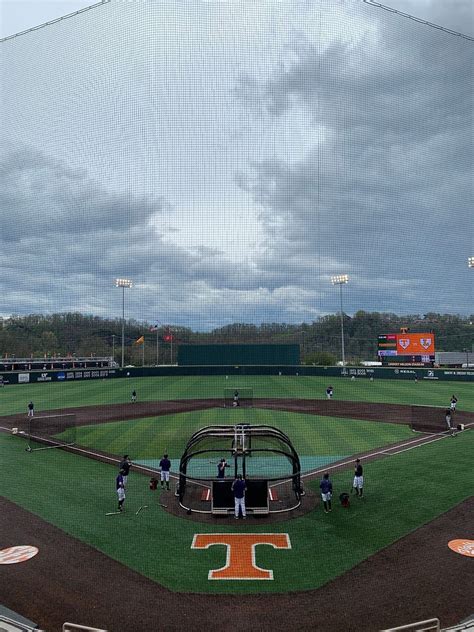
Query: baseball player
xmin=159 ymin=453 xmax=171 ymax=490
xmin=233 ymin=390 xmax=240 ymax=407
xmin=131 ymin=390 xmax=137 ymax=403
xmin=450 ymin=395 xmax=458 ymax=412
xmin=445 ymin=409 xmax=456 ymax=437
xmin=352 ymin=458 xmax=364 ymax=497
xmin=217 ymin=458 xmax=230 ymax=479
xmin=231 ymin=474 xmax=247 ymax=519
xmin=119 ymin=455 xmax=132 ymax=488
xmin=27 ymin=401 xmax=34 ymax=417
xmin=326 ymin=386 xmax=333 ymax=399
xmin=116 ymin=469 xmax=126 ymax=512
xmin=319 ymin=472 xmax=333 ymax=513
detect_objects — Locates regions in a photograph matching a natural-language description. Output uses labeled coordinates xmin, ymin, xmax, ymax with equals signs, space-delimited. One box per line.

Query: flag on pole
xmin=149 ymin=325 xmax=158 ymax=332
xmin=134 ymin=335 xmax=145 ymax=344
xmin=163 ymin=333 xmax=173 ymax=342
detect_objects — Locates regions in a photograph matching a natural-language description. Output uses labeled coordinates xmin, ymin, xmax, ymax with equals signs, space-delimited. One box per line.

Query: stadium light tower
xmin=469 ymin=256 xmax=474 ymax=268
xmin=115 ymin=278 xmax=133 ymax=368
xmin=331 ymin=274 xmax=349 ymax=367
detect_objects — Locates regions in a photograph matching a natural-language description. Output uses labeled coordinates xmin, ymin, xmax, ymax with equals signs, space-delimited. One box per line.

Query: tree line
xmin=0 ymin=311 xmax=472 ymax=366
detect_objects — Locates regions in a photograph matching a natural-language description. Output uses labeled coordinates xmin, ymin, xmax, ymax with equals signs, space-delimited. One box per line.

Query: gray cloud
xmin=235 ymin=0 xmax=473 ymax=315
xmin=0 ymin=147 xmax=164 ymax=241
xmin=0 ymin=0 xmax=472 ymax=328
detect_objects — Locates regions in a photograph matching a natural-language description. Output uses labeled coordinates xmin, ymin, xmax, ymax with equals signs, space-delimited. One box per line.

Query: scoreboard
xmin=378 ymin=333 xmax=435 ymax=366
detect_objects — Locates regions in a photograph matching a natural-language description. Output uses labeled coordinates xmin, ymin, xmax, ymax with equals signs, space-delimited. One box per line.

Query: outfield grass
xmin=1 ymin=427 xmax=473 ymax=594
xmin=0 ymin=374 xmax=473 ymax=416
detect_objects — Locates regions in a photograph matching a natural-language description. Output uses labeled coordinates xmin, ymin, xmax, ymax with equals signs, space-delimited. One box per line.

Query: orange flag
xmin=134 ymin=335 xmax=145 ymax=344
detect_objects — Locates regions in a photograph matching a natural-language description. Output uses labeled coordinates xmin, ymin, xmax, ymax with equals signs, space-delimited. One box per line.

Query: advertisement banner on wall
xmin=18 ymin=373 xmax=30 ymax=383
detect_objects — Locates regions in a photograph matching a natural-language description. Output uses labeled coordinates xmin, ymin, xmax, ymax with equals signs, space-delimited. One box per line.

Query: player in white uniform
xmin=352 ymin=459 xmax=364 ymax=497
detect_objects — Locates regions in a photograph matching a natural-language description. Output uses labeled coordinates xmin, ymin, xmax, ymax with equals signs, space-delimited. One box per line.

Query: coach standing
xmin=232 ymin=474 xmax=247 ymax=519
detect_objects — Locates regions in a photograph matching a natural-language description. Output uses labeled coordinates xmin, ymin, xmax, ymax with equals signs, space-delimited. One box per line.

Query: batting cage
xmin=12 ymin=414 xmax=77 ymax=452
xmin=177 ymin=424 xmax=303 ymax=515
xmin=223 ymin=388 xmax=253 ymax=408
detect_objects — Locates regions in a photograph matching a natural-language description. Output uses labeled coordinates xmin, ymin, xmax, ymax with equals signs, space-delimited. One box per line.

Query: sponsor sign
xmin=18 ymin=373 xmax=30 ymax=383
xmin=37 ymin=373 xmax=52 ymax=382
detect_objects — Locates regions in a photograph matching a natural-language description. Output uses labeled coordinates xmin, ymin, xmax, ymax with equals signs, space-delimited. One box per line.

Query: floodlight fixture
xmin=468 ymin=257 xmax=474 ymax=268
xmin=330 ymin=274 xmax=349 ymax=366
xmin=115 ymin=278 xmax=133 ymax=288
xmin=331 ymin=274 xmax=349 ymax=285
xmin=114 ymin=278 xmax=133 ymax=368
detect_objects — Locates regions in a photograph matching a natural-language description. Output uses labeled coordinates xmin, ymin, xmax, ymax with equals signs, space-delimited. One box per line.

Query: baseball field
xmin=1 ymin=375 xmax=473 ymax=631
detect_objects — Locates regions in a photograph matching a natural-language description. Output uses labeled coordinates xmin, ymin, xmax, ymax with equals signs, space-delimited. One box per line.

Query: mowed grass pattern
xmin=63 ymin=408 xmax=416 ymax=463
xmin=1 ymin=429 xmax=473 ymax=593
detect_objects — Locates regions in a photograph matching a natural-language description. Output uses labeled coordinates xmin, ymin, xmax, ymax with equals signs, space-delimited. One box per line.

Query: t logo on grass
xmin=192 ymin=533 xmax=291 ymax=580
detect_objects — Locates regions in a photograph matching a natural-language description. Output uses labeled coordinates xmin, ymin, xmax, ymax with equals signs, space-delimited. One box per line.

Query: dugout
xmin=177 ymin=424 xmax=303 ymax=516
xmin=177 ymin=344 xmax=300 ymax=366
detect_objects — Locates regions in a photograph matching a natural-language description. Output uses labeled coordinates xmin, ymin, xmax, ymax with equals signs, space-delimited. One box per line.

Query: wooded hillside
xmin=0 ymin=311 xmax=472 ymax=366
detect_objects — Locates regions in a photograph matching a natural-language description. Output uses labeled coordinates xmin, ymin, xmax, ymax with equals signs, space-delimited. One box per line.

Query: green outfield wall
xmin=177 ymin=343 xmax=300 ymax=366
xmin=1 ymin=365 xmax=473 ymax=384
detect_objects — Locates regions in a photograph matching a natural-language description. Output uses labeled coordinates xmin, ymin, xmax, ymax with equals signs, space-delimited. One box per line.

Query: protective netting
xmin=0 ymin=0 xmax=471 ymax=329
xmin=13 ymin=414 xmax=77 ymax=451
xmin=178 ymin=423 xmax=303 ymax=513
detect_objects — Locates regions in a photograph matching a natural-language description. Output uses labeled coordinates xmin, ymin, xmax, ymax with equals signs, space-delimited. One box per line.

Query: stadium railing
xmin=380 ymin=617 xmax=440 ymax=631
xmin=63 ymin=623 xmax=108 ymax=632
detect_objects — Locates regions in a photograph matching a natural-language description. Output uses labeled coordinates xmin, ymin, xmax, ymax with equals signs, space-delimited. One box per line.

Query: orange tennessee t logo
xmin=192 ymin=533 xmax=291 ymax=580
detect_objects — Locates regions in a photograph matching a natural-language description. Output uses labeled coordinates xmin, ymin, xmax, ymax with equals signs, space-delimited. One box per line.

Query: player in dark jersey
xmin=159 ymin=453 xmax=172 ymax=490
xmin=231 ymin=474 xmax=247 ymax=519
xmin=217 ymin=458 xmax=230 ymax=480
xmin=319 ymin=473 xmax=333 ymax=513
xmin=119 ymin=455 xmax=132 ymax=488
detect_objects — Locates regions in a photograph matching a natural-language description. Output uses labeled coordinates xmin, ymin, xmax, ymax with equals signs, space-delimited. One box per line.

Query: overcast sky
xmin=0 ymin=0 xmax=473 ymax=330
